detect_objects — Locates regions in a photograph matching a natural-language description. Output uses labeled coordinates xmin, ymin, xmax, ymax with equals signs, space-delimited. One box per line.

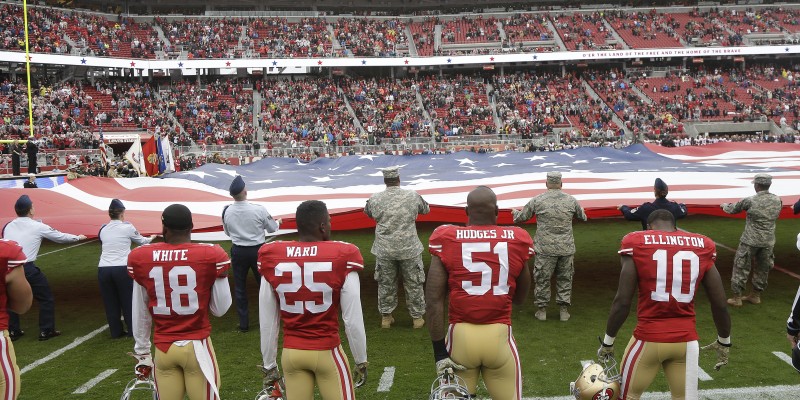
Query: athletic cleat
xmin=8 ymin=330 xmax=23 ymax=341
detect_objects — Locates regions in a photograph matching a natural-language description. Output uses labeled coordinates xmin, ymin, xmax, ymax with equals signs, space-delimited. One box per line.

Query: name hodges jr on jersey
xmin=455 ymin=229 xmax=517 ymax=240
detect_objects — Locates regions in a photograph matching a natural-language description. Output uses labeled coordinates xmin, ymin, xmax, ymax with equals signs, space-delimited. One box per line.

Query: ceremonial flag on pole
xmin=156 ymin=134 xmax=167 ymax=174
xmin=142 ymin=136 xmax=159 ymax=176
xmin=160 ymin=135 xmax=176 ymax=173
xmin=124 ymin=138 xmax=146 ymax=176
xmin=98 ymin=129 xmax=108 ymax=168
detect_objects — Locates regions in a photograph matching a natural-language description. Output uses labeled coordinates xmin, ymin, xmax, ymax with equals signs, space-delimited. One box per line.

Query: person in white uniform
xmin=2 ymin=194 xmax=86 ymax=341
xmin=98 ymin=198 xmax=155 ymax=338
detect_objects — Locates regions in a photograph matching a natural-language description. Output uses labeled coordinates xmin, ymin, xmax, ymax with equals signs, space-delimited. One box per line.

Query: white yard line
xmin=773 ymin=351 xmax=794 ymax=367
xmin=522 ymin=384 xmax=800 ymax=400
xmin=377 ymin=366 xmax=395 ymax=392
xmin=697 ymin=366 xmax=713 ymax=381
xmin=20 ymin=324 xmax=108 ymax=375
xmin=72 ymin=369 xmax=117 ymax=394
xmin=678 ymin=228 xmax=800 ymax=281
xmin=37 ymin=239 xmax=98 ymax=258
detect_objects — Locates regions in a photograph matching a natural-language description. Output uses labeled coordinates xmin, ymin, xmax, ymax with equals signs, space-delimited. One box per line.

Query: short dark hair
xmin=295 ymin=200 xmax=328 ymax=234
xmin=14 ymin=206 xmax=30 ymax=217
xmin=232 ymin=191 xmax=247 ymax=201
xmin=109 ymin=209 xmax=124 ymax=220
xmin=647 ymin=209 xmax=675 ymax=228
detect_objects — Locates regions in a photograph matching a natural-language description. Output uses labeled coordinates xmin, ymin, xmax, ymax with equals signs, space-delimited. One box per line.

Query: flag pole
xmin=22 ymin=0 xmax=35 ymax=138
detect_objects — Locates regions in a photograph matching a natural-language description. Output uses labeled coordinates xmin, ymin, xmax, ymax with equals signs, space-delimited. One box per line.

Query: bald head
xmin=466 ymin=186 xmax=498 ymax=225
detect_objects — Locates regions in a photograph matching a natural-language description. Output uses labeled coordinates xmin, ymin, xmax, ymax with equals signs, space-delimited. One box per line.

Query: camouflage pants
xmin=375 ymin=256 xmax=426 ymax=318
xmin=534 ymin=254 xmax=574 ymax=307
xmin=731 ymin=242 xmax=774 ymax=295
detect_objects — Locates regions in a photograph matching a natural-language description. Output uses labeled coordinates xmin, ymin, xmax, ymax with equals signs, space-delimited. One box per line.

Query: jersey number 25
xmin=274 ymin=262 xmax=333 ymax=314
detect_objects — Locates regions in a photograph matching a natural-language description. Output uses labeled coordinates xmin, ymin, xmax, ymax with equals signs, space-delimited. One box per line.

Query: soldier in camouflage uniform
xmin=721 ymin=173 xmax=783 ymax=307
xmin=364 ymin=166 xmax=430 ymax=329
xmin=513 ymin=171 xmax=586 ymax=322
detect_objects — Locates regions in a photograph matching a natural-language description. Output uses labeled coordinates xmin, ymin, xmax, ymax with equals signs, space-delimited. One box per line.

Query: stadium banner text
xmin=2 ymin=45 xmax=797 ymax=70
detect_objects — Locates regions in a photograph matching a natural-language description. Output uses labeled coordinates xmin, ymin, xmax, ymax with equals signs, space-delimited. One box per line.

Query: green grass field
xmin=12 ymin=216 xmax=800 ymax=399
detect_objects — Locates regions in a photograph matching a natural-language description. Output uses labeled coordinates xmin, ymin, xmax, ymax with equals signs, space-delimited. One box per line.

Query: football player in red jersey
xmin=0 ymin=239 xmax=32 ymax=399
xmin=426 ymin=186 xmax=533 ymax=400
xmin=127 ymin=204 xmax=232 ymax=400
xmin=599 ymin=209 xmax=731 ymax=400
xmin=258 ymin=200 xmax=368 ymax=400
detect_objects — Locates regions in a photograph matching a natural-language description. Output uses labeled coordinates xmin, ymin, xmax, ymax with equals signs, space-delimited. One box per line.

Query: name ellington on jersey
xmin=643 ymin=234 xmax=706 ymax=248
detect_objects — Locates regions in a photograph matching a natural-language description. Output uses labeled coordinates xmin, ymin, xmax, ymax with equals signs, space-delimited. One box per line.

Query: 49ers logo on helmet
xmin=593 ymin=388 xmax=615 ymax=400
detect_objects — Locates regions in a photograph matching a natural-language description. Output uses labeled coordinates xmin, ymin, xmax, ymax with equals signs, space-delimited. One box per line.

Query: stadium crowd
xmin=1 ymin=63 xmax=800 ymax=159
xmin=5 ymin=4 xmax=800 ymax=59
xmin=245 ymin=17 xmax=332 ymax=58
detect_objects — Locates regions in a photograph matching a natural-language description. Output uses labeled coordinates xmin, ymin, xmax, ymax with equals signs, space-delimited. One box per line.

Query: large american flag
xmin=1 ymin=143 xmax=799 ymax=237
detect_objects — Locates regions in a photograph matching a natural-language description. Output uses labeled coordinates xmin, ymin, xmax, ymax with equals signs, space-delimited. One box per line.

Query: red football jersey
xmin=428 ymin=225 xmax=533 ymax=325
xmin=619 ymin=230 xmax=717 ymax=342
xmin=127 ymin=243 xmax=230 ymax=351
xmin=258 ymin=240 xmax=364 ymax=351
xmin=0 ymin=240 xmax=27 ymax=331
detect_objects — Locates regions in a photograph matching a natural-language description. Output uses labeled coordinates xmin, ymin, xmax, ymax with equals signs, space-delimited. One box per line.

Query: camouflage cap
xmin=751 ymin=173 xmax=772 ymax=185
xmin=546 ymin=171 xmax=562 ymax=185
xmin=382 ymin=167 xmax=400 ymax=179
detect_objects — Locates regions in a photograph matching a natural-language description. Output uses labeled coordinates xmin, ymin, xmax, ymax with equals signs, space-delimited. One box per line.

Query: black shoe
xmin=237 ymin=326 xmax=249 ymax=333
xmin=38 ymin=330 xmax=61 ymax=341
xmin=111 ymin=331 xmax=129 ymax=339
xmin=8 ymin=330 xmax=23 ymax=341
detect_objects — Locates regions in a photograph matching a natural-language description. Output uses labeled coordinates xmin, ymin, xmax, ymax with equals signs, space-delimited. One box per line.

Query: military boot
xmin=381 ymin=314 xmax=394 ymax=329
xmin=535 ymin=307 xmax=547 ymax=321
xmin=560 ymin=306 xmax=571 ymax=322
xmin=727 ymin=295 xmax=742 ymax=307
xmin=744 ymin=291 xmax=761 ymax=305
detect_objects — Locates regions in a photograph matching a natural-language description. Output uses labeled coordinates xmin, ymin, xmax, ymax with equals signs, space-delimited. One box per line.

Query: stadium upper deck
xmin=2 ymin=2 xmax=800 ymax=63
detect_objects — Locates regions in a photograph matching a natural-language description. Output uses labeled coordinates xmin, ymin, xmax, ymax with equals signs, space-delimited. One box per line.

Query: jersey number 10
xmin=651 ymin=249 xmax=700 ymax=304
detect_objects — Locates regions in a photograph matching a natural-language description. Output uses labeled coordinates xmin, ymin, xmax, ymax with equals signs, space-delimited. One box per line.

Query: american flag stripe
xmin=1 ymin=143 xmax=798 ymax=237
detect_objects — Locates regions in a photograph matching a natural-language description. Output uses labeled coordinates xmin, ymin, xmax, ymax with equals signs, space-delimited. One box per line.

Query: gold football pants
xmin=281 ymin=346 xmax=355 ymax=400
xmin=447 ymin=323 xmax=521 ymax=400
xmin=154 ymin=338 xmax=220 ymax=400
xmin=0 ymin=331 xmax=20 ymax=400
xmin=620 ymin=337 xmax=699 ymax=400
